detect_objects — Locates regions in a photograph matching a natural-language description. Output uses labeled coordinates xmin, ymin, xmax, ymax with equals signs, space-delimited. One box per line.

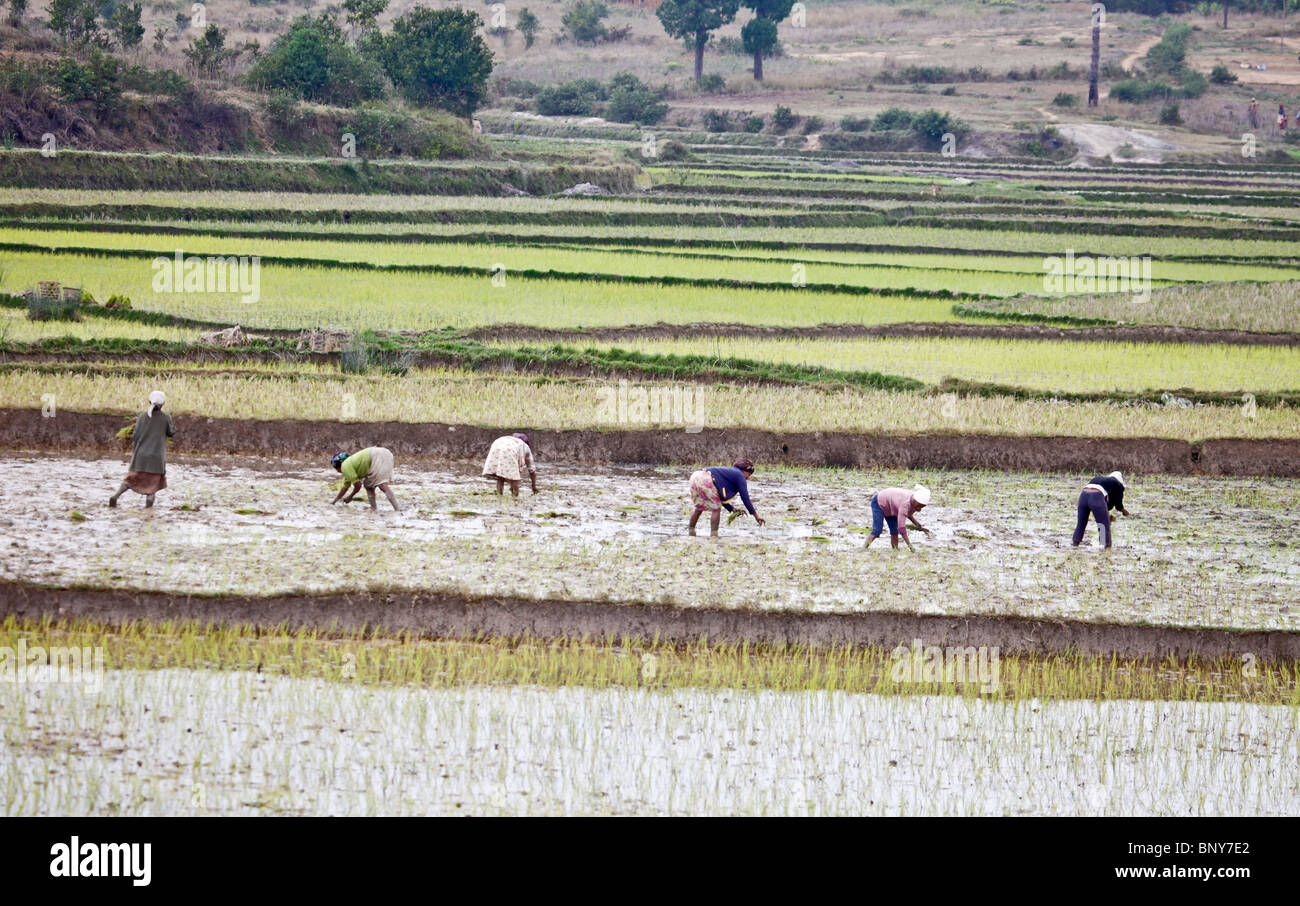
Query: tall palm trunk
xmin=1088 ymin=22 xmax=1100 ymax=107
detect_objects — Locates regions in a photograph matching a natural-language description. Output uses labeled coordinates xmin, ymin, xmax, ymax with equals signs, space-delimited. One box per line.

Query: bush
xmin=55 ymin=50 xmax=124 ymax=121
xmin=1209 ymin=63 xmax=1237 ymax=85
xmin=1159 ymin=102 xmax=1182 ymax=125
xmin=656 ymin=139 xmax=692 ymax=161
xmin=871 ymin=107 xmax=913 ymax=131
xmin=1109 ymin=79 xmax=1174 ymax=102
xmin=696 ymin=73 xmax=726 ymax=94
xmin=378 ymin=7 xmax=494 ymax=116
xmin=1051 ymin=92 xmax=1078 ymax=108
xmin=340 ymin=332 xmax=412 ymax=375
xmin=771 ymin=104 xmax=797 ymax=133
xmin=800 ymin=115 xmax=823 ymax=134
xmin=26 ymin=293 xmax=81 ymax=322
xmin=839 ymin=114 xmax=871 ymax=132
xmin=605 ymin=73 xmax=668 ymax=125
xmin=742 ymin=114 xmax=764 ymax=133
xmin=910 ymin=109 xmax=966 ymax=147
xmin=562 ymin=0 xmax=609 ymax=45
xmin=536 ymin=78 xmax=606 ymax=116
xmin=247 ymin=14 xmax=385 ymax=106
xmin=702 ymin=108 xmax=731 ymax=132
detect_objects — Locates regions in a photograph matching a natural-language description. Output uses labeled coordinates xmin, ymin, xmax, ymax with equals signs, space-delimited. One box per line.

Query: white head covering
xmin=147 ymin=390 xmax=165 ymax=417
xmin=1109 ymin=471 xmax=1125 ymax=487
xmin=912 ymin=484 xmax=931 ymax=506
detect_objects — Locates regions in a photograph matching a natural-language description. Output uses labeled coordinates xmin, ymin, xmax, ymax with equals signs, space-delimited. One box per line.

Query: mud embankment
xmin=3 ymin=408 xmax=1298 ymax=476
xmin=4 ymin=583 xmax=1297 ymax=662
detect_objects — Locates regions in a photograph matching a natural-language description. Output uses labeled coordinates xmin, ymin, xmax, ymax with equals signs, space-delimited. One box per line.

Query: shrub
xmin=1159 ymin=102 xmax=1182 ymax=125
xmin=702 ymin=108 xmax=731 ymax=132
xmin=247 ymin=14 xmax=385 ymax=106
xmin=696 ymin=73 xmax=726 ymax=94
xmin=606 ymin=82 xmax=668 ymax=124
xmin=839 ymin=114 xmax=871 ymax=132
xmin=910 ymin=108 xmax=966 ymax=147
xmin=771 ymin=104 xmax=797 ymax=132
xmin=1209 ymin=63 xmax=1237 ymax=85
xmin=26 ymin=293 xmax=81 ymax=322
xmin=657 ymin=139 xmax=692 ymax=161
xmin=562 ymin=0 xmax=609 ymax=45
xmin=378 ymin=7 xmax=494 ymax=115
xmin=535 ymin=78 xmax=606 ymax=116
xmin=800 ymin=115 xmax=823 ymax=134
xmin=1051 ymin=92 xmax=1077 ymax=108
xmin=871 ymin=107 xmax=913 ymax=131
xmin=742 ymin=113 xmax=764 ymax=133
xmin=1109 ymin=79 xmax=1174 ymax=102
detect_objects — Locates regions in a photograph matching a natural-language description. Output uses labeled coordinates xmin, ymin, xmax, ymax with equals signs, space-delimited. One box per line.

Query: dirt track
xmin=4 ymin=408 xmax=1298 ymax=476
xmin=4 ymin=583 xmax=1297 ymax=662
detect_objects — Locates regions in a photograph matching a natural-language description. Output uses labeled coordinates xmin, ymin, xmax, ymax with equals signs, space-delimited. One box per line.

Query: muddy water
xmin=1 ymin=453 xmax=1297 ymax=630
xmin=4 ymin=668 xmax=1297 ymax=816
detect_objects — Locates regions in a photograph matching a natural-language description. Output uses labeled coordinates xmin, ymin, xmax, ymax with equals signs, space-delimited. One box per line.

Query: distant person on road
xmin=1279 ymin=104 xmax=1288 ymax=130
xmin=483 ymin=433 xmax=537 ymax=497
xmin=331 ymin=447 xmax=401 ymax=511
xmin=109 ymin=390 xmax=175 ymax=509
xmin=1071 ymin=470 xmax=1131 ymax=550
xmin=864 ymin=485 xmax=931 ymax=552
xmin=688 ymin=459 xmax=766 ymax=536
xmin=1248 ymin=97 xmax=1259 ymax=129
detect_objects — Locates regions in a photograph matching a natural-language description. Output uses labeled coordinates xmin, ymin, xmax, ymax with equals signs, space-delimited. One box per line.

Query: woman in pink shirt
xmin=865 ymin=485 xmax=931 ymax=551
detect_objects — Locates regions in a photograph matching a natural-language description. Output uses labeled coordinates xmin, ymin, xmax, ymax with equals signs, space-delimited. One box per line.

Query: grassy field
xmin=3 ymin=367 xmax=1295 ymax=439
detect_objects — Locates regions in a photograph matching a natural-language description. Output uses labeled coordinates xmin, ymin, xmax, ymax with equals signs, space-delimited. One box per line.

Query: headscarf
xmin=512 ymin=433 xmax=530 ymax=446
xmin=147 ymin=390 xmax=165 ymax=417
xmin=331 ymin=452 xmax=350 ymax=471
xmin=1109 ymin=471 xmax=1125 ymax=487
xmin=912 ymin=484 xmax=931 ymax=506
xmin=733 ymin=459 xmax=755 ymax=474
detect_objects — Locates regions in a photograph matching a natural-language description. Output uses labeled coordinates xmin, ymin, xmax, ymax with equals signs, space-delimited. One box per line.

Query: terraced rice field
xmin=3 ymin=137 xmax=1298 ymax=817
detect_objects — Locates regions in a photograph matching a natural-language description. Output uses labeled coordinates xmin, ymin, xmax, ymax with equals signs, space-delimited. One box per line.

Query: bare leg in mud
xmin=688 ymin=509 xmax=722 ymax=537
xmin=370 ymin=482 xmax=400 ymax=511
xmin=108 ymin=481 xmax=130 ymax=507
xmin=145 ymin=494 xmax=155 ymax=508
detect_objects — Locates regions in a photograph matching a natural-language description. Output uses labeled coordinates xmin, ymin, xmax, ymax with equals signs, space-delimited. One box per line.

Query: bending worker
xmin=864 ymin=484 xmax=931 ymax=552
xmin=688 ymin=459 xmax=766 ymax=536
xmin=330 ymin=447 xmax=401 ymax=511
xmin=1072 ymin=470 xmax=1130 ymax=550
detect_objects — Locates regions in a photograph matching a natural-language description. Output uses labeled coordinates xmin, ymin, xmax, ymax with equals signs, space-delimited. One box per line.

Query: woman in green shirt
xmin=330 ymin=447 xmax=401 ymax=511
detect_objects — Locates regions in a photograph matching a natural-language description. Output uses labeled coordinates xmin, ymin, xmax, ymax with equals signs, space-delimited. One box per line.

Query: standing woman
xmin=1071 ymin=470 xmax=1131 ymax=550
xmin=688 ymin=459 xmax=766 ymax=536
xmin=483 ymin=433 xmax=537 ymax=497
xmin=109 ymin=390 xmax=175 ymax=508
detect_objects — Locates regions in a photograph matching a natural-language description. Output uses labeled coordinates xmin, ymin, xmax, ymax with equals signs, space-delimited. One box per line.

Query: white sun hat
xmin=912 ymin=484 xmax=931 ymax=505
xmin=1109 ymin=471 xmax=1125 ymax=487
xmin=147 ymin=390 xmax=166 ymax=416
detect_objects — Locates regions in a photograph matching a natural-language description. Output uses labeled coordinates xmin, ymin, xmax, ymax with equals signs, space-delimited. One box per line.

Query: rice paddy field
xmin=3 ymin=104 xmax=1299 ymax=818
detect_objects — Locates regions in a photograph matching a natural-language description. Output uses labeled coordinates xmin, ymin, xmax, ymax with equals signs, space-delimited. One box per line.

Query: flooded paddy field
xmin=1 ymin=453 xmax=1296 ymax=632
xmin=3 ymin=667 xmax=1296 ymax=816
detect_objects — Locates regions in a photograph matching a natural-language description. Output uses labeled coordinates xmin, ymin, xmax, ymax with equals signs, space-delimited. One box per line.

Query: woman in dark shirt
xmin=1072 ymin=470 xmax=1131 ymax=549
xmin=109 ymin=390 xmax=175 ymax=509
xmin=688 ymin=459 xmax=766 ymax=536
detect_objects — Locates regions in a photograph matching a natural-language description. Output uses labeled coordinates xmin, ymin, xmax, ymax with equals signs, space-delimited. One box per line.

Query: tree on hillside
xmin=562 ymin=1 xmax=609 ymax=45
xmin=342 ymin=0 xmax=388 ymax=35
xmin=108 ymin=1 xmax=145 ymax=51
xmin=656 ymin=0 xmax=740 ymax=83
xmin=377 ymin=7 xmax=494 ymax=116
xmin=49 ymin=0 xmax=101 ymax=44
xmin=517 ymin=7 xmax=539 ymax=49
xmin=740 ymin=0 xmax=792 ymax=81
xmin=248 ymin=14 xmax=385 ymax=105
xmin=4 ymin=0 xmax=28 ymax=28
xmin=184 ymin=24 xmax=238 ymax=76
